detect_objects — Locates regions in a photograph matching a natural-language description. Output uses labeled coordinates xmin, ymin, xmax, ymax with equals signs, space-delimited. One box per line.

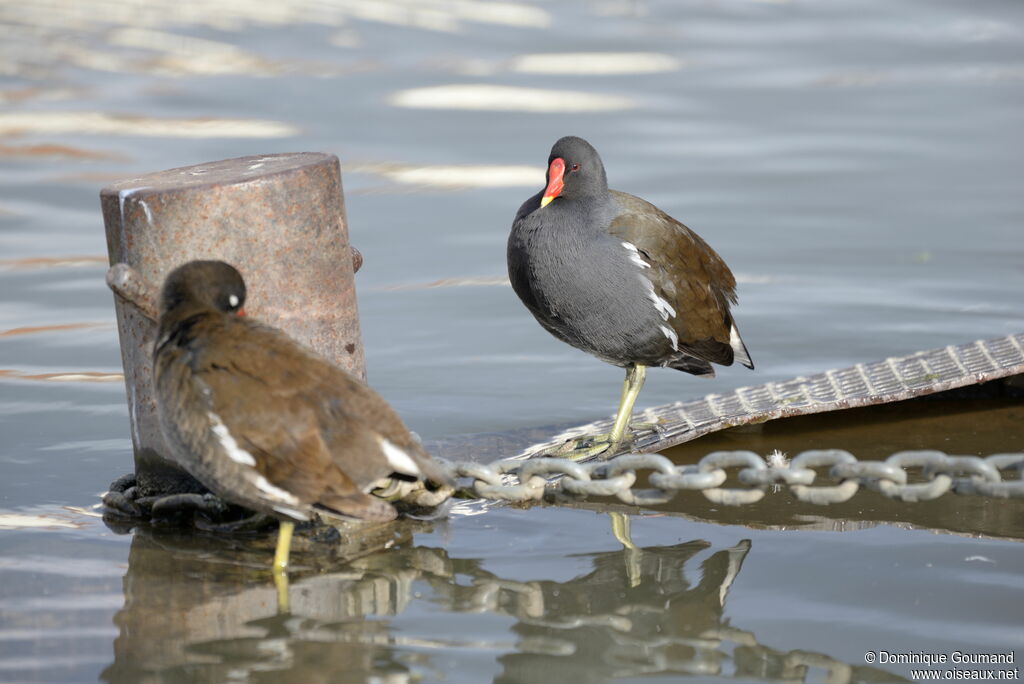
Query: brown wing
xmin=188 ymin=320 xmax=394 ymax=520
xmin=608 ymin=190 xmax=738 ymax=366
xmin=196 ymin=317 xmax=447 ymax=491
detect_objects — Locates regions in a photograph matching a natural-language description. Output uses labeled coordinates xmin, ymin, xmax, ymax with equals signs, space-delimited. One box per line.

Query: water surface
xmin=1 ymin=0 xmax=1022 ymax=681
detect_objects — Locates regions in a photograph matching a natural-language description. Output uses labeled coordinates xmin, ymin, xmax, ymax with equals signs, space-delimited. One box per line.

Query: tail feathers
xmin=729 ymin=322 xmax=754 ymax=370
xmin=668 ymin=321 xmax=753 ymax=376
xmin=315 ymin=490 xmax=398 ymax=522
xmin=411 ymin=448 xmax=453 ymax=488
xmin=377 ymin=435 xmax=453 ymax=487
xmin=669 ymin=355 xmax=716 ymax=377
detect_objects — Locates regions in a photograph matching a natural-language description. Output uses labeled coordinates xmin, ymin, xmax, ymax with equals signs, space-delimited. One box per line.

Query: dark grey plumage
xmin=508 ymin=136 xmax=753 ymax=377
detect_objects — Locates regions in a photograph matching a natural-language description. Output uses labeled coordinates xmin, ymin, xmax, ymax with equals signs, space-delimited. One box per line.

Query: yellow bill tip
xmin=540 ymin=195 xmax=553 ymax=208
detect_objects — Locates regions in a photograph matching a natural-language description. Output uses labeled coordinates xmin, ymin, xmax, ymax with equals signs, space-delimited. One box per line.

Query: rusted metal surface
xmin=497 ymin=333 xmax=1024 ymax=462
xmin=101 ymin=153 xmax=364 ymax=496
xmin=106 ymin=263 xmax=159 ymax=321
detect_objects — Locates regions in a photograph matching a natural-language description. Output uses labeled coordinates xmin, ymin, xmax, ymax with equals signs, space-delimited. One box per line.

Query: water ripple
xmin=0 ymin=112 xmax=298 ymax=138
xmin=388 ymin=84 xmax=637 ymax=112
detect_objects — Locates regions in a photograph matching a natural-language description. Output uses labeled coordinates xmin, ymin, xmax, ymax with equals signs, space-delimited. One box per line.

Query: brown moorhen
xmin=153 ymin=260 xmax=450 ymax=593
xmin=508 ymin=136 xmax=754 ymax=458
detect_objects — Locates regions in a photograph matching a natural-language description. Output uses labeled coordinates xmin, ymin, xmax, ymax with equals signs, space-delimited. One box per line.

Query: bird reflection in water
xmin=100 ymin=513 xmax=917 ymax=683
xmin=495 ymin=536 xmax=751 ymax=682
xmin=100 ymin=521 xmax=804 ymax=682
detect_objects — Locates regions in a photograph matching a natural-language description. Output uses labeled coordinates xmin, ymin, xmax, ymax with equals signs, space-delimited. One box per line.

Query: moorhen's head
xmin=159 ymin=260 xmax=247 ymax=318
xmin=540 ymin=136 xmax=608 ymax=208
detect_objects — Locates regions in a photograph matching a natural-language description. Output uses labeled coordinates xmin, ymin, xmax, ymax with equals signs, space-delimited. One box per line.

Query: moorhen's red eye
xmin=571 ymin=163 xmax=580 ymax=172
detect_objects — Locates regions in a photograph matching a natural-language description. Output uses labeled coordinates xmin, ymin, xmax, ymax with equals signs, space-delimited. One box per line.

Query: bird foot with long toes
xmin=549 ymin=436 xmax=614 ymax=461
xmin=628 ymin=421 xmax=664 ymax=435
xmin=548 ymin=421 xmax=662 ymax=461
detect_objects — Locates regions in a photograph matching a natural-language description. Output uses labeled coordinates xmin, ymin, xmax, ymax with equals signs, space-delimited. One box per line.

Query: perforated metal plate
xmin=517 ymin=333 xmax=1024 ymax=459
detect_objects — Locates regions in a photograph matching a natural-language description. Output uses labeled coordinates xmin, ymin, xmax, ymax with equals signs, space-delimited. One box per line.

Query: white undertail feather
xmin=379 ymin=437 xmax=422 ymax=477
xmin=729 ymin=323 xmax=753 ymax=367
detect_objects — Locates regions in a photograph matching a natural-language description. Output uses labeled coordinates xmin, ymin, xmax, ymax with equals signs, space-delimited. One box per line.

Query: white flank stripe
xmin=207 ymin=411 xmax=305 ymax=514
xmin=660 ymin=325 xmax=679 ymax=351
xmin=207 ymin=412 xmax=255 ymax=466
xmin=379 ymin=437 xmax=422 ymax=477
xmin=252 ymin=474 xmax=302 ymax=508
xmin=644 ymin=279 xmax=676 ymax=321
xmin=621 ymin=241 xmax=650 ymax=269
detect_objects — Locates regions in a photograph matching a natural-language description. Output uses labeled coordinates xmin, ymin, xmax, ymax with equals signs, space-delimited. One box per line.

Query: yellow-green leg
xmin=554 ymin=363 xmax=649 ymax=461
xmin=610 ymin=512 xmax=642 ymax=588
xmin=608 ymin=363 xmax=646 ymax=447
xmin=273 ymin=520 xmax=294 ymax=613
xmin=609 ymin=511 xmax=637 ymax=550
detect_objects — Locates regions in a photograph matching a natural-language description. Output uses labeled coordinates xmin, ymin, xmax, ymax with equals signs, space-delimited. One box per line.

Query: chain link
xmin=402 ymin=449 xmax=1024 ymax=508
xmin=787 ymin=450 xmax=861 ymax=505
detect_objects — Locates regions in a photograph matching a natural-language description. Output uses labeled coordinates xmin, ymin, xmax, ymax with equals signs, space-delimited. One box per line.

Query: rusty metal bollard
xmin=101 ymin=153 xmax=364 ymax=498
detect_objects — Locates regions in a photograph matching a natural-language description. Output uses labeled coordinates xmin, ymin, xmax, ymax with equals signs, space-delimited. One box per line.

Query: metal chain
xmin=387 ymin=449 xmax=1024 ymax=507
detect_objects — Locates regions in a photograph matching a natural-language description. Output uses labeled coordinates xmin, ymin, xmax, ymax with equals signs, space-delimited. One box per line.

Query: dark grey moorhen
xmin=508 ymin=136 xmax=754 ymax=458
xmin=153 ymin=260 xmax=450 ymax=594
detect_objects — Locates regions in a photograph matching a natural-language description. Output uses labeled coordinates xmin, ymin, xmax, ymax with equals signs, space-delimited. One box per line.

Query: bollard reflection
xmin=100 ymin=520 xmax=421 ymax=682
